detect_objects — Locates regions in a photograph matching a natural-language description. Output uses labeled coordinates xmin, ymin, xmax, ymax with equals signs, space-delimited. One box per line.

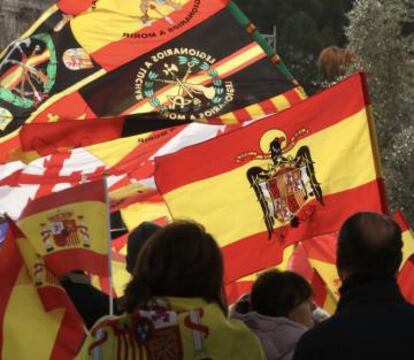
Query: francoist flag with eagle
xmin=155 ymin=73 xmax=387 ymax=283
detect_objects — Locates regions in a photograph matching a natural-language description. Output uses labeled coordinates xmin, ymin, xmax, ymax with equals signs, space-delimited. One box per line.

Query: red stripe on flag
xmin=393 ymin=209 xmax=410 ymax=232
xmin=222 ymin=179 xmax=385 ymax=283
xmin=398 ymin=255 xmax=414 ymax=305
xmin=283 ymin=87 xmax=303 ymax=106
xmin=258 ymin=99 xmax=278 ymax=115
xmin=225 ymin=281 xmax=254 ymax=305
xmin=20 ymin=118 xmax=125 ymax=154
xmin=0 ymin=225 xmax=23 ymax=355
xmin=0 ymin=136 xmax=21 ymax=164
xmin=288 ymin=244 xmax=314 ymax=281
xmin=311 ymin=270 xmax=328 ymax=308
xmin=50 ymin=310 xmax=86 ymax=360
xmin=91 ymin=0 xmax=229 ymax=71
xmin=38 ymin=287 xmax=85 ymax=360
xmin=112 ymin=234 xmax=128 ymax=252
xmin=302 ymin=234 xmax=337 ymax=264
xmin=155 ymin=74 xmax=368 ymax=193
xmin=20 ymin=180 xmax=105 ymax=219
xmin=232 ymin=108 xmax=251 ymax=123
xmin=45 ymin=249 xmax=109 ymax=277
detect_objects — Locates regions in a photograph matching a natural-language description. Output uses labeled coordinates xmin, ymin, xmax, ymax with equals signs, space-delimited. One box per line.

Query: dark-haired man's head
xmin=251 ymin=270 xmax=314 ymax=328
xmin=337 ymin=212 xmax=403 ymax=280
xmin=126 ymin=222 xmax=161 ymax=273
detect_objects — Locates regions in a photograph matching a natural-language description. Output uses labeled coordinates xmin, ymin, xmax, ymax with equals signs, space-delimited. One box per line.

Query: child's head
xmin=251 ymin=270 xmax=314 ymax=328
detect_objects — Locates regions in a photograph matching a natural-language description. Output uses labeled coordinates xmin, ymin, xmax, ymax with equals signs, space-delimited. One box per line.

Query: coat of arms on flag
xmin=17 ymin=180 xmax=110 ymax=277
xmin=41 ymin=210 xmax=90 ymax=251
xmin=238 ymin=128 xmax=323 ymax=237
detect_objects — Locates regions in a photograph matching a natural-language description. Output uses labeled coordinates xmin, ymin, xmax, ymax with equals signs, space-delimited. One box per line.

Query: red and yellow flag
xmin=0 ymin=0 xmax=303 ymax=162
xmin=302 ymin=234 xmax=341 ymax=301
xmin=155 ymin=73 xmax=386 ymax=283
xmin=393 ymin=210 xmax=414 ymax=268
xmin=311 ymin=269 xmax=338 ymax=315
xmin=225 ymin=245 xmax=295 ymax=304
xmin=0 ymin=219 xmax=84 ymax=359
xmin=395 ymin=210 xmax=414 ymax=304
xmin=17 ymin=180 xmax=109 ymax=277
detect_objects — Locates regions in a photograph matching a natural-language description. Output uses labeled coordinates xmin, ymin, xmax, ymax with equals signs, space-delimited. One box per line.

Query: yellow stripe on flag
xmin=71 ymin=0 xmax=192 ymax=54
xmin=218 ymin=112 xmax=239 ymax=125
xmin=2 ymin=269 xmax=64 ymax=360
xmin=245 ymin=103 xmax=266 ymax=120
xmin=236 ymin=245 xmax=295 ymax=282
xmin=402 ymin=228 xmax=414 ymax=268
xmin=87 ymin=132 xmax=150 ymax=167
xmin=271 ymin=95 xmax=290 ymax=111
xmin=121 ymin=201 xmax=171 ymax=231
xmin=163 ymin=108 xmax=377 ymax=247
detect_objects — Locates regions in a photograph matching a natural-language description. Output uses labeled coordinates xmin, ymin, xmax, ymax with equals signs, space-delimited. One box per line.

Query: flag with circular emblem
xmin=0 ymin=0 xmax=303 ymax=163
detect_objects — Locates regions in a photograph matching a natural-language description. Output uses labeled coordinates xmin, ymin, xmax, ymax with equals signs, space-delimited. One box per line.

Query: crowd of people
xmin=62 ymin=212 xmax=414 ymax=359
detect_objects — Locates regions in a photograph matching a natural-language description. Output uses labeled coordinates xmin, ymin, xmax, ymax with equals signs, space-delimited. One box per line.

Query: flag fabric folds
xmin=17 ymin=180 xmax=109 ymax=277
xmin=155 ymin=73 xmax=387 ymax=283
xmin=18 ymin=116 xmax=190 ymax=160
xmin=0 ymin=218 xmax=85 ymax=359
xmin=0 ymin=123 xmax=230 ymax=221
xmin=0 ymin=0 xmax=303 ymax=163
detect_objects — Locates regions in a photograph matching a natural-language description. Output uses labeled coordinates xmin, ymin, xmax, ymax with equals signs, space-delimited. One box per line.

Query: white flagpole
xmin=103 ymin=175 xmax=114 ymax=316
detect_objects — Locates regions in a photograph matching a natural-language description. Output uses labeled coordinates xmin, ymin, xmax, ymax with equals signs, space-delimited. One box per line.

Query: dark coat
xmin=61 ymin=274 xmax=123 ymax=329
xmin=293 ymin=274 xmax=414 ymax=360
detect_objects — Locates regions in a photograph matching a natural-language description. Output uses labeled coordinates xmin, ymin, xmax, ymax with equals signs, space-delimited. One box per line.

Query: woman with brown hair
xmin=81 ymin=221 xmax=265 ymax=360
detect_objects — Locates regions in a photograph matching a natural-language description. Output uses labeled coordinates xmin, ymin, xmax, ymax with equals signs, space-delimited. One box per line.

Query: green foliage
xmin=346 ymin=0 xmax=414 ymax=223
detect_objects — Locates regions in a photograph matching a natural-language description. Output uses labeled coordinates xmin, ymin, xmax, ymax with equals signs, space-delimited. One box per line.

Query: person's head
xmin=124 ymin=220 xmax=226 ymax=313
xmin=126 ymin=222 xmax=162 ymax=273
xmin=318 ymin=46 xmax=357 ymax=82
xmin=251 ymin=270 xmax=314 ymax=328
xmin=337 ymin=212 xmax=403 ymax=280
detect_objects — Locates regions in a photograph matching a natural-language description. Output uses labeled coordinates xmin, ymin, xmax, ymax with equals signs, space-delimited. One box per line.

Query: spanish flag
xmin=0 ymin=218 xmax=84 ymax=359
xmin=17 ymin=180 xmax=109 ymax=277
xmin=155 ymin=73 xmax=386 ymax=283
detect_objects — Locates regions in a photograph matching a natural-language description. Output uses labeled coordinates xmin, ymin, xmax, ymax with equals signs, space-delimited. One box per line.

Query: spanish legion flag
xmin=17 ymin=180 xmax=109 ymax=277
xmin=0 ymin=0 xmax=303 ymax=162
xmin=155 ymin=73 xmax=386 ymax=283
xmin=0 ymin=218 xmax=85 ymax=359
